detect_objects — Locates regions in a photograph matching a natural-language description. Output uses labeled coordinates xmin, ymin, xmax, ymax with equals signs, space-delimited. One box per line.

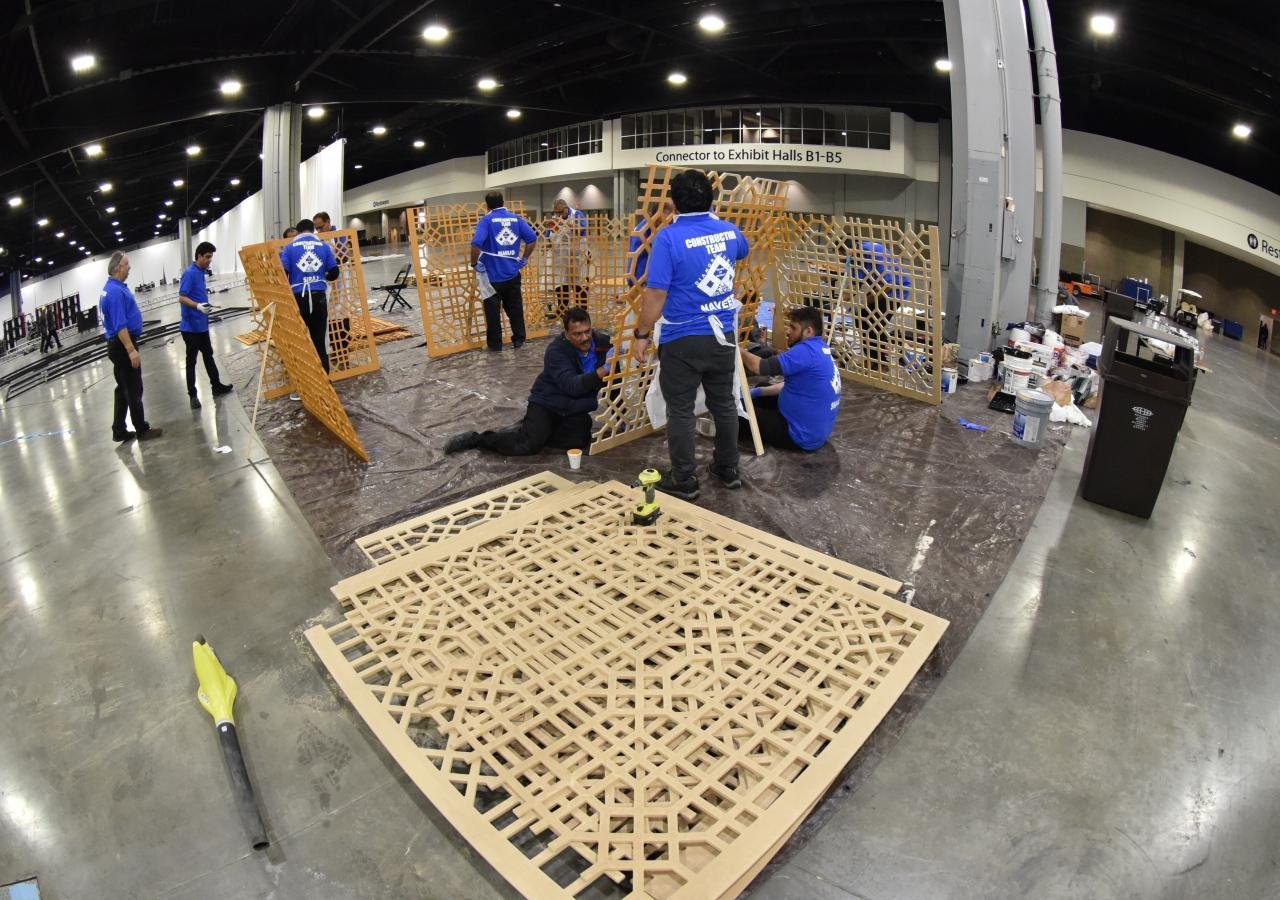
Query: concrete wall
xmin=16 ymin=236 xmax=186 ymax=315
xmin=1184 ymin=241 xmax=1280 ymax=350
xmin=343 ymin=157 xmax=486 ymax=217
xmin=1084 ymin=208 xmax=1175 ymax=294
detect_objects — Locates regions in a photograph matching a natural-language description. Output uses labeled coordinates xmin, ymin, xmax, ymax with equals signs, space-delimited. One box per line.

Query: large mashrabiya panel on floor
xmin=306 ymin=478 xmax=945 ymax=900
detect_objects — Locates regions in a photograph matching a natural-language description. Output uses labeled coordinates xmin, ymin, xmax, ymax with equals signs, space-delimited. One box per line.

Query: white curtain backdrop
xmin=17 ymin=237 xmax=187 ymax=314
xmin=195 ymin=190 xmax=264 ymax=276
xmin=300 ymin=138 xmax=344 ymax=227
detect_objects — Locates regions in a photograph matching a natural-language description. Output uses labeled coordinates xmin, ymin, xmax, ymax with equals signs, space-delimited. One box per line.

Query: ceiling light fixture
xmin=37 ymin=218 xmax=48 ymax=226
xmin=478 ymin=77 xmax=497 ymax=90
xmin=173 ymin=179 xmax=184 ymax=187
xmin=198 ymin=209 xmax=207 ymax=215
xmin=35 ymin=257 xmax=41 ymax=262
xmin=7 ymin=197 xmax=21 ymax=208
xmin=105 ymin=206 xmax=115 ymax=213
xmin=55 ymin=231 xmax=64 ymax=237
xmin=71 ymin=54 xmax=95 ymax=72
xmin=220 ymin=80 xmax=241 ymax=95
xmin=85 ymin=143 xmax=102 ymax=156
xmin=212 ymin=196 xmax=220 ymax=202
xmin=187 ymin=145 xmax=201 ymax=155
xmin=506 ymin=109 xmax=521 ymax=118
xmin=1233 ymin=123 xmax=1252 ymax=139
xmin=1090 ymin=14 xmax=1116 ymax=35
xmin=230 ymin=178 xmax=241 ymax=186
xmin=48 ymin=260 xmax=53 ymax=264
xmin=68 ymin=239 xmax=76 ymax=244
xmin=164 ymin=200 xmax=173 ymax=206
xmin=371 ymin=125 xmax=387 ymax=135
xmin=114 ymin=230 xmax=122 ymax=235
xmin=354 ymin=163 xmax=363 ymax=169
xmin=99 ymin=182 xmax=112 ymax=192
xmin=936 ymin=58 xmax=953 ymax=72
xmin=111 ymin=220 xmax=119 ymax=226
xmin=423 ymin=24 xmax=448 ymax=41
xmin=307 ymin=106 xmax=324 ymax=118
xmin=668 ymin=72 xmax=687 ymax=84
xmin=413 ymin=139 xmax=425 ymax=148
xmin=699 ymin=14 xmax=725 ymax=31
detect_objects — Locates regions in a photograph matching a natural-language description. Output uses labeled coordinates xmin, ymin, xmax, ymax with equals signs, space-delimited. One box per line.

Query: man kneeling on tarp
xmin=738 ymin=304 xmax=841 ymax=451
xmin=444 ymin=306 xmax=613 ymax=456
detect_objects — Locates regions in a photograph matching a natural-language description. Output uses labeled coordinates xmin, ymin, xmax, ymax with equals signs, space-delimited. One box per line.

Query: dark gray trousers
xmin=658 ymin=333 xmax=739 ymax=480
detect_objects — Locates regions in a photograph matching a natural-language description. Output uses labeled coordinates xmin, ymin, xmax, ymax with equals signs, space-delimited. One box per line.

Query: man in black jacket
xmin=444 ymin=306 xmax=612 ymax=456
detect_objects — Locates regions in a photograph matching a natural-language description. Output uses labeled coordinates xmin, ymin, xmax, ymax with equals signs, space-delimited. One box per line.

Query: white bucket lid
xmin=1016 ymin=389 xmax=1053 ymax=404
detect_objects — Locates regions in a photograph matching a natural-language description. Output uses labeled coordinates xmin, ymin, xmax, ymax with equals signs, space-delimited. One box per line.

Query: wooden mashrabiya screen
xmin=240 ymin=229 xmax=380 ymax=400
xmin=306 ymin=478 xmax=946 ymax=900
xmin=527 ymin=213 xmax=634 ymax=329
xmin=407 ymin=201 xmax=551 ymax=357
xmin=774 ymin=216 xmax=943 ymax=405
xmin=236 ymin=246 xmax=368 ymax=461
xmin=590 ymin=167 xmax=790 ymax=455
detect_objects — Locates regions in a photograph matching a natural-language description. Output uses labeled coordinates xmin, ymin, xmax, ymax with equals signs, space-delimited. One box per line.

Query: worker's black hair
xmin=194 ymin=241 xmax=216 ymax=258
xmin=790 ymin=304 xmax=824 ymax=337
xmin=562 ymin=306 xmax=591 ymax=329
xmin=296 ymin=219 xmax=315 ymax=233
xmin=670 ymin=170 xmax=713 ymax=214
xmin=283 ymin=228 xmax=299 ymax=238
xmin=484 ymin=191 xmax=505 ymax=210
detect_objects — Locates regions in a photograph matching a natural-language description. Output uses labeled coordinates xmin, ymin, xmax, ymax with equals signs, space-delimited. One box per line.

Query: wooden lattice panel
xmin=306 ymin=478 xmax=946 ymax=900
xmin=240 ymin=229 xmax=380 ymax=400
xmin=407 ymin=202 xmax=550 ymax=357
xmin=527 ymin=214 xmax=634 ymax=329
xmin=592 ymin=167 xmax=790 ymax=455
xmin=775 ymin=217 xmax=942 ymax=405
xmin=236 ymin=276 xmax=368 ymax=461
xmin=356 ymin=472 xmax=588 ymax=566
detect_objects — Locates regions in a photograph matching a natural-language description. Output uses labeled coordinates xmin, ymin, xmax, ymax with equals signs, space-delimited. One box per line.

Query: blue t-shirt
xmin=278 ymin=233 xmax=338 ymax=295
xmin=100 ymin=277 xmax=143 ymax=338
xmin=178 ymin=262 xmax=210 ymax=332
xmin=628 ymin=220 xmax=654 ymax=285
xmin=645 ymin=212 xmax=750 ymax=343
xmin=472 ymin=207 xmax=537 ymax=283
xmin=576 ymin=347 xmax=597 ymax=374
xmin=777 ymin=336 xmax=841 ymax=450
xmin=849 ymin=242 xmax=911 ymax=299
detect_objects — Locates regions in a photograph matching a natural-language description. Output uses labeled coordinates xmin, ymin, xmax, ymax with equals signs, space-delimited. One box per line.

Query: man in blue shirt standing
xmin=278 ymin=219 xmax=340 ymax=378
xmin=739 ymin=305 xmax=841 ymax=451
xmin=630 ymin=170 xmax=751 ymax=501
xmin=99 ymin=251 xmax=162 ymax=442
xmin=178 ymin=241 xmax=234 ymax=409
xmin=471 ymin=191 xmax=537 ymax=351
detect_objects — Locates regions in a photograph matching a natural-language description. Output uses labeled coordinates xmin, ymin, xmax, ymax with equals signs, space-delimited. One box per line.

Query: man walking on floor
xmin=99 ymin=251 xmax=162 ymax=442
xmin=279 ymin=219 xmax=340 ymax=398
xmin=179 ymin=241 xmax=234 ymax=409
xmin=738 ymin=305 xmax=841 ymax=451
xmin=39 ymin=307 xmax=62 ymax=353
xmin=631 ymin=170 xmax=751 ymax=501
xmin=471 ymin=191 xmax=537 ymax=351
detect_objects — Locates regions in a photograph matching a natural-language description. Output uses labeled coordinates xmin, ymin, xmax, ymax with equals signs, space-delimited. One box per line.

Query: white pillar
xmin=1171 ymin=232 xmax=1186 ymax=306
xmin=261 ymin=103 xmax=301 ymax=241
xmin=1028 ymin=0 xmax=1063 ymax=326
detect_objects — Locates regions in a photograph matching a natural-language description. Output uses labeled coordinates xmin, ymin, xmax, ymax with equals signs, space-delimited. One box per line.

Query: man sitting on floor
xmin=444 ymin=307 xmax=613 ymax=456
xmin=738 ymin=305 xmax=841 ymax=451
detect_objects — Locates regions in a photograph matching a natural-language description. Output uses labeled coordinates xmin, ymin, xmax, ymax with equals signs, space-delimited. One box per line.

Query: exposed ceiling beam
xmin=291 ymin=0 xmax=400 ymax=92
xmin=185 ymin=113 xmax=265 ymax=216
xmin=359 ymin=0 xmax=439 ymax=49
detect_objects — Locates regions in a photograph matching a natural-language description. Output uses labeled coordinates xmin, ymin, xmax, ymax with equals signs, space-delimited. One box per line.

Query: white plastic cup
xmin=567 ymin=449 xmax=582 ymax=469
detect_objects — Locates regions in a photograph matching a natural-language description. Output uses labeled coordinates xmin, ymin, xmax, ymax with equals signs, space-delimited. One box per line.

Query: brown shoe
xmin=138 ymin=427 xmax=164 ymax=441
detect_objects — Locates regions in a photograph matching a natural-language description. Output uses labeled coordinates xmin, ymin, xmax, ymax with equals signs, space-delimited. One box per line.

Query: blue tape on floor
xmin=6 ymin=880 xmax=40 ymax=900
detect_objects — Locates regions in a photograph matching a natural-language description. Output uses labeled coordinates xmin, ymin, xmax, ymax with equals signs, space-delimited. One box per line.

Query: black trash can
xmin=1080 ymin=318 xmax=1198 ymax=518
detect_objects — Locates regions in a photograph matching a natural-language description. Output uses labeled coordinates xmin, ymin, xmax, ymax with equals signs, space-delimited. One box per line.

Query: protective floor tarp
xmin=224 ymin=302 xmax=1070 ymax=888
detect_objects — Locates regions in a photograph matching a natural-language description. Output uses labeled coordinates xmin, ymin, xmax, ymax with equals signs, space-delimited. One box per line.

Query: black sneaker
xmin=444 ymin=431 xmax=484 ymax=454
xmin=190 ymin=396 xmax=202 ymax=409
xmin=657 ymin=472 xmax=700 ymax=502
xmin=709 ymin=463 xmax=741 ymax=489
xmin=212 ymin=383 xmax=234 ymax=397
xmin=112 ymin=430 xmax=136 ymax=442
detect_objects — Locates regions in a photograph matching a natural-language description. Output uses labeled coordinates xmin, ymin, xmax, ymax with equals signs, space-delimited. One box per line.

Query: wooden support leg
xmin=737 ymin=349 xmax=765 ymax=457
xmin=247 ymin=301 xmax=277 ymax=462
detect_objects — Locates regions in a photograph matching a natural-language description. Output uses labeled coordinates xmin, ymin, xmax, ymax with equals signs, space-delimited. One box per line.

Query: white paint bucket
xmin=941 ymin=366 xmax=958 ymax=393
xmin=1003 ymin=356 xmax=1033 ymax=391
xmin=1012 ymin=389 xmax=1054 ymax=449
xmin=1008 ymin=327 xmax=1031 ymax=346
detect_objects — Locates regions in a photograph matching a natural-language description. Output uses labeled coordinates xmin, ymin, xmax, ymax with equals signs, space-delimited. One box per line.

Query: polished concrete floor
xmin=2 ymin=296 xmax=1278 ymax=898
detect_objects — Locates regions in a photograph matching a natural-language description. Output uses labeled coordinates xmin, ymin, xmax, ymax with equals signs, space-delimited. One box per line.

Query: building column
xmin=261 ymin=103 xmax=301 ymax=241
xmin=942 ymin=0 xmax=1038 ymax=358
xmin=1171 ymin=232 xmax=1186 ymax=306
xmin=178 ymin=217 xmax=193 ymax=265
xmin=8 ymin=271 xmax=22 ymax=318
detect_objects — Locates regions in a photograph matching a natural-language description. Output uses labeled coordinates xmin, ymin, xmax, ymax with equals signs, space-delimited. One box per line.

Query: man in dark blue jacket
xmin=444 ymin=307 xmax=612 ymax=456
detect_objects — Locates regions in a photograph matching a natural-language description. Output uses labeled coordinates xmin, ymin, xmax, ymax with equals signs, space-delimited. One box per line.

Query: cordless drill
xmin=632 ymin=468 xmax=663 ymax=526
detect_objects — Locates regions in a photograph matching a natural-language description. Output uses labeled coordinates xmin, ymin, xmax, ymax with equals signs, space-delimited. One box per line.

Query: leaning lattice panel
xmin=407 ymin=202 xmax=549 ymax=357
xmin=240 ymin=230 xmax=380 ymax=400
xmin=236 ymin=275 xmax=368 ymax=461
xmin=776 ymin=217 xmax=942 ymax=405
xmin=356 ymin=472 xmax=591 ymax=566
xmin=529 ymin=214 xmax=634 ymax=328
xmin=307 ymin=479 xmax=945 ymax=900
xmin=591 ymin=167 xmax=789 ymax=455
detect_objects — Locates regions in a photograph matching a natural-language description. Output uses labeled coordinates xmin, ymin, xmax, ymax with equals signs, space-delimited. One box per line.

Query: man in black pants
xmin=444 ymin=307 xmax=612 ymax=456
xmin=278 ymin=219 xmax=340 ymax=399
xmin=178 ymin=241 xmax=234 ymax=409
xmin=471 ymin=191 xmax=538 ymax=350
xmin=39 ymin=307 xmax=62 ymax=353
xmin=99 ymin=251 xmax=162 ymax=441
xmin=739 ymin=305 xmax=841 ymax=451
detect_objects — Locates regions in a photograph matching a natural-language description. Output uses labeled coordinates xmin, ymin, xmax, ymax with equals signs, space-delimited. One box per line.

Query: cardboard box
xmin=1059 ymin=313 xmax=1087 ymax=347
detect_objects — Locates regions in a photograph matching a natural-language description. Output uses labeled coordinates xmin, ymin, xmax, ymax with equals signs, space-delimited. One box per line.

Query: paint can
xmin=1008 ymin=327 xmax=1031 ymax=346
xmin=1003 ymin=356 xmax=1033 ymax=391
xmin=941 ymin=366 xmax=958 ymax=393
xmin=1011 ymin=389 xmax=1054 ymax=450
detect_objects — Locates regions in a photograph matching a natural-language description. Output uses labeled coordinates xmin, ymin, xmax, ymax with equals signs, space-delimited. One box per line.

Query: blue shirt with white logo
xmin=178 ymin=262 xmax=210 ymax=332
xmin=644 ymin=212 xmax=750 ymax=343
xmin=278 ymin=233 xmax=338 ymax=295
xmin=777 ymin=336 xmax=841 ymax=450
xmin=100 ymin=276 xmax=143 ymax=339
xmin=472 ymin=207 xmax=537 ymax=283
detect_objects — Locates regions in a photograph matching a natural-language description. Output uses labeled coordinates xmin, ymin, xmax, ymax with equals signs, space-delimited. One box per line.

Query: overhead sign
xmin=1246 ymin=231 xmax=1280 ymax=263
xmin=612 ymin=141 xmax=904 ymax=176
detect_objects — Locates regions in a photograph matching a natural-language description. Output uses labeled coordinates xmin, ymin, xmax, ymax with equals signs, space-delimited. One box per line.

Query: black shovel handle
xmin=217 ymin=721 xmax=270 ymax=850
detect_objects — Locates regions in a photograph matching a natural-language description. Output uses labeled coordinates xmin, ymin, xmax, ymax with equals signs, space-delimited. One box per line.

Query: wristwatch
xmin=634 ymin=329 xmax=651 ymax=340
